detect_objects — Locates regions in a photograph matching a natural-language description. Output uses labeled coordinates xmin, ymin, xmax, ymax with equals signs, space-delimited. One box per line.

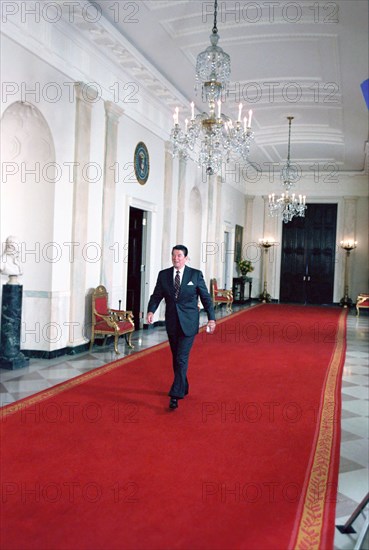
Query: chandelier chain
xmin=286 ymin=116 xmax=293 ymax=168
xmin=213 ymin=0 xmax=218 ymax=34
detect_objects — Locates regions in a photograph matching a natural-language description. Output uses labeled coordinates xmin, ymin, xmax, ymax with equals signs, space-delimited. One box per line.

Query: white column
xmin=214 ymin=176 xmax=223 ymax=279
xmin=176 ymin=156 xmax=187 ymax=246
xmin=342 ymin=197 xmax=358 ymax=240
xmin=100 ymin=101 xmax=124 ymax=289
xmin=204 ymin=174 xmax=217 ymax=283
xmin=68 ymin=82 xmax=98 ymax=347
xmin=244 ymin=195 xmax=255 ymax=297
xmin=243 ymin=194 xmax=256 ymax=260
xmin=161 ymin=141 xmax=174 ymax=269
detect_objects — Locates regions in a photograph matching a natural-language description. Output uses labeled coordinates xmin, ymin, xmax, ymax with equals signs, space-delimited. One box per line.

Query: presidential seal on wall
xmin=134 ymin=142 xmax=150 ymax=185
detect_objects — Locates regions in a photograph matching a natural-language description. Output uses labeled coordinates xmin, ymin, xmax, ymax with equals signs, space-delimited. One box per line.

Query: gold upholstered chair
xmin=210 ymin=278 xmax=233 ymax=313
xmin=90 ymin=285 xmax=134 ymax=354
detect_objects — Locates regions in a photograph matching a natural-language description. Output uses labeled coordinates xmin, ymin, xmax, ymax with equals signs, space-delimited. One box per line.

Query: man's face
xmin=172 ymin=249 xmax=187 ymax=270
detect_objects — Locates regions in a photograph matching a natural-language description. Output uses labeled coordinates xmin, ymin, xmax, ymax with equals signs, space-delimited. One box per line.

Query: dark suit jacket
xmin=147 ymin=265 xmax=215 ymax=337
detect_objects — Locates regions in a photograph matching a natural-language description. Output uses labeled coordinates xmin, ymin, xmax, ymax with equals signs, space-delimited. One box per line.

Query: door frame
xmin=125 ymin=197 xmax=156 ymax=329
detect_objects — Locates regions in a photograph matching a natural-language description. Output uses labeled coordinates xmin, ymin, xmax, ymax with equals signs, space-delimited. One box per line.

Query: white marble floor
xmin=334 ymin=313 xmax=369 ymax=550
xmin=1 ymin=305 xmax=368 ymax=549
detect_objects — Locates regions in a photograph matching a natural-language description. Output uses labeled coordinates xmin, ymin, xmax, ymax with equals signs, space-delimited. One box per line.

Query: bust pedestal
xmin=0 ymin=284 xmax=29 ymax=369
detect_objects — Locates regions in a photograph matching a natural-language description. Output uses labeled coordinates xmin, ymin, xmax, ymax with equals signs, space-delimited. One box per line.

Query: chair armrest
xmin=110 ymin=309 xmax=134 ymax=323
xmin=94 ymin=312 xmax=119 ymax=329
xmin=215 ymin=290 xmax=233 ymax=299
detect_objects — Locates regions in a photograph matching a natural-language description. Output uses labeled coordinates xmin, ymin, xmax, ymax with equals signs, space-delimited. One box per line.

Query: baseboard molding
xmin=22 ymin=342 xmax=90 ymax=360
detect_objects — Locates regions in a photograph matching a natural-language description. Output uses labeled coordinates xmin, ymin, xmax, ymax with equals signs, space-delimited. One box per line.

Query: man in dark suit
xmin=147 ymin=245 xmax=216 ymax=410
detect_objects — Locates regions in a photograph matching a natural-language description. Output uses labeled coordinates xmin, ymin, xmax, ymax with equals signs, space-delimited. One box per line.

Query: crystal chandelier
xmin=268 ymin=116 xmax=307 ymax=223
xmin=170 ymin=0 xmax=254 ymax=176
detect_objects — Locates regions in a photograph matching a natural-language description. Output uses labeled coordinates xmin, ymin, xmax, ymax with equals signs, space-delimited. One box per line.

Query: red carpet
xmin=0 ymin=304 xmax=347 ymax=550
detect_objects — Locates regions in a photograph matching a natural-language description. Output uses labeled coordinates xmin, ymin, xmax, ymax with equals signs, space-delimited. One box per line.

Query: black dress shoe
xmin=169 ymin=397 xmax=178 ymax=409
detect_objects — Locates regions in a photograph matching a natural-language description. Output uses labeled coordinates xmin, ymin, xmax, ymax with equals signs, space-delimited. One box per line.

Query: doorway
xmin=126 ymin=207 xmax=146 ymax=329
xmin=279 ymin=203 xmax=337 ymax=304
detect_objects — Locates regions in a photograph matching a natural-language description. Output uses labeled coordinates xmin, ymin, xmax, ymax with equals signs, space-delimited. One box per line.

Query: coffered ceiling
xmin=97 ymin=0 xmax=368 ymax=175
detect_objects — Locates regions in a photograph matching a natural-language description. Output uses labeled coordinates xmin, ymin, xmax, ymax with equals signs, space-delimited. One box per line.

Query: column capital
xmin=74 ymin=82 xmax=99 ymax=104
xmin=104 ymin=101 xmax=124 ymax=121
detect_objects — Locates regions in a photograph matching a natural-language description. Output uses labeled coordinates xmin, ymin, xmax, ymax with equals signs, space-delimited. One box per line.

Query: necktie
xmin=174 ymin=270 xmax=180 ymax=299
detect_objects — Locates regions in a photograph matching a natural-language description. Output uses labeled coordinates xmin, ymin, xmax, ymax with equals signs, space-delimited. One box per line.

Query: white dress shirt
xmin=173 ymin=266 xmax=185 ymax=285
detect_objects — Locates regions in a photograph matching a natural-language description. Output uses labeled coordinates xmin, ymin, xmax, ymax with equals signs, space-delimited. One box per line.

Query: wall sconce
xmin=340 ymin=240 xmax=357 ymax=308
xmin=259 ymin=239 xmax=276 ymax=303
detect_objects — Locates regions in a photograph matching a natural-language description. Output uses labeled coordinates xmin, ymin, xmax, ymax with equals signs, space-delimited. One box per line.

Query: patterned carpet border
xmin=293 ymin=308 xmax=347 ymax=549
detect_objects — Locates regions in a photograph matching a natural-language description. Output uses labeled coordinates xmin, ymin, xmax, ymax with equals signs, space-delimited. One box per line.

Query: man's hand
xmin=147 ymin=312 xmax=154 ymax=324
xmin=206 ymin=320 xmax=216 ymax=334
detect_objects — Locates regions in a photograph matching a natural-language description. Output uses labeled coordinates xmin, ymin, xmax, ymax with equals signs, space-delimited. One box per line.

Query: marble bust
xmin=0 ymin=236 xmax=23 ymax=284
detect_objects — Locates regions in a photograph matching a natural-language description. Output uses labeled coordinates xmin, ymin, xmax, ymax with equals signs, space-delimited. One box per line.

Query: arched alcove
xmin=1 ymin=101 xmax=56 ymax=289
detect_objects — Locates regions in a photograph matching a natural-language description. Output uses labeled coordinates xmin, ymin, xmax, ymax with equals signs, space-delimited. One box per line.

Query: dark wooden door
xmin=126 ymin=207 xmax=143 ymax=330
xmin=280 ymin=204 xmax=337 ymax=304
